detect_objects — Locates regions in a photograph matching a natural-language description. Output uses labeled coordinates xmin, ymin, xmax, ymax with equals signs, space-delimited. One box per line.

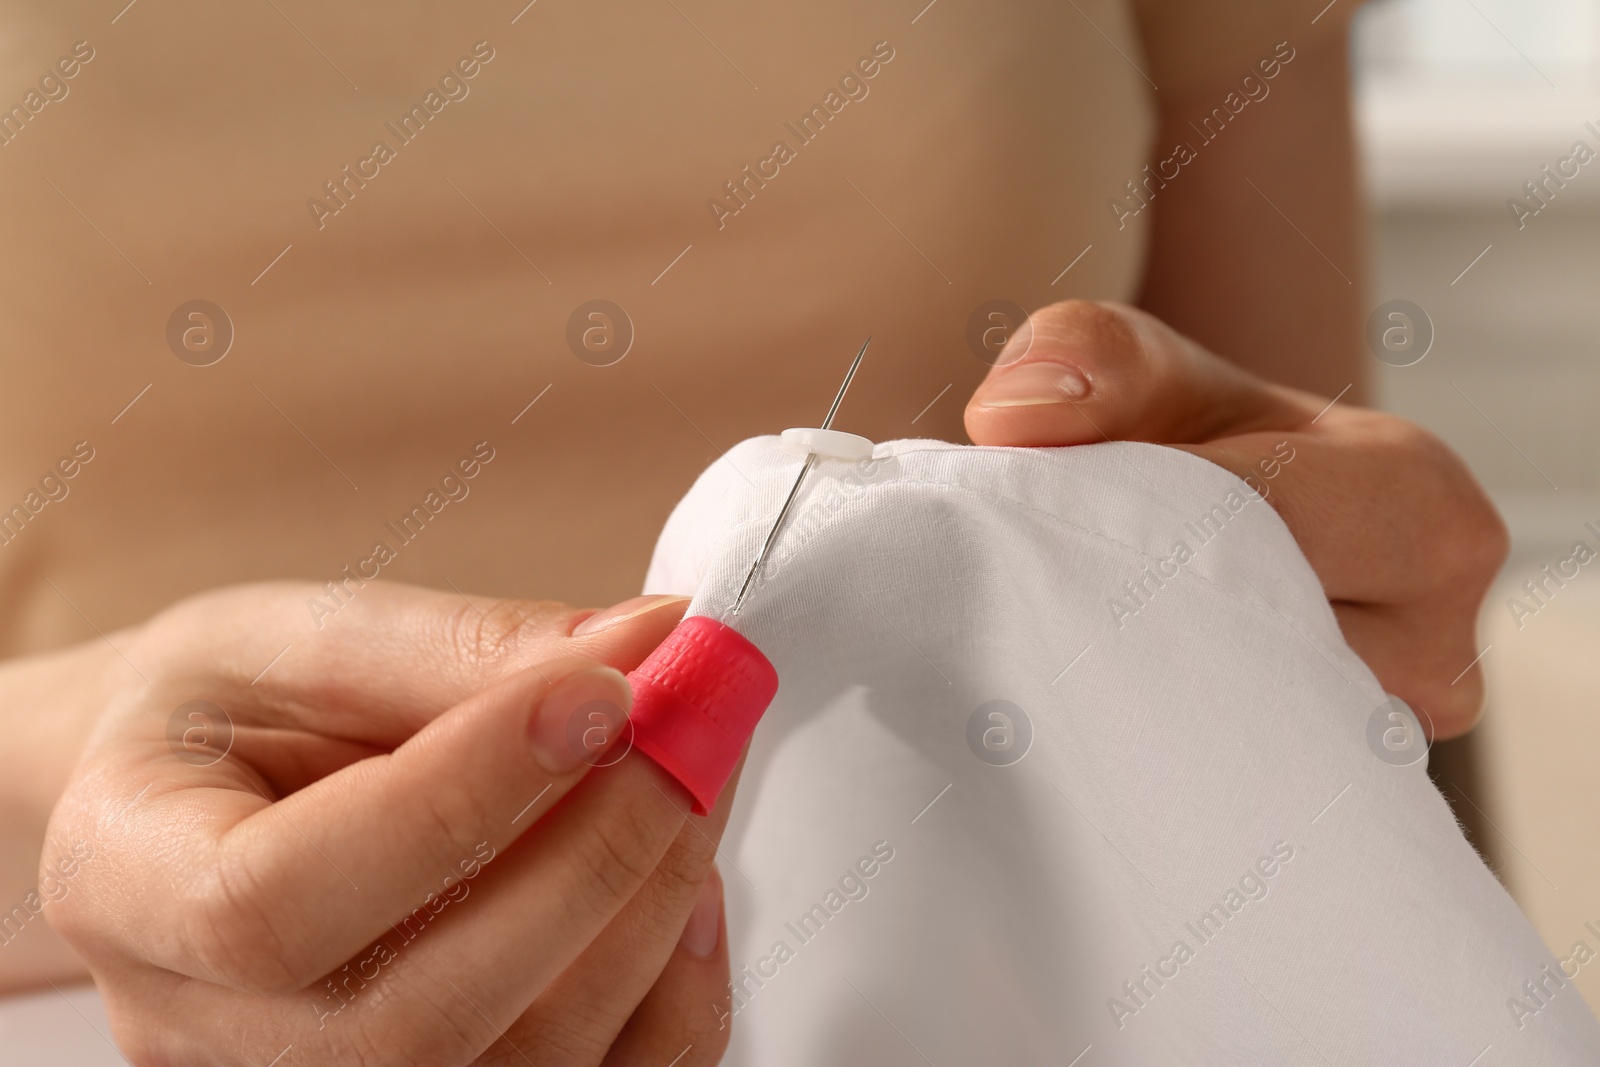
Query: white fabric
xmin=644 ymin=437 xmax=1600 ymax=1066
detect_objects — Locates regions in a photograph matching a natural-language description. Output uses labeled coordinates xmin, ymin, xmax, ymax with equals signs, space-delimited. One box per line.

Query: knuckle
xmin=1396 ymin=422 xmax=1509 ymax=582
xmin=123 ymin=603 xmax=200 ymax=683
xmin=131 ymin=580 xmax=309 ymax=682
xmin=372 ymin=973 xmax=496 ymax=1066
xmin=179 ymin=849 xmax=306 ymax=994
xmin=411 ymin=776 xmax=492 ymax=873
xmin=333 ymin=1037 xmax=405 ymax=1067
xmin=442 ymin=596 xmax=572 ymax=675
xmin=35 ymin=843 xmax=93 ymax=949
xmin=569 ymin=799 xmax=670 ymax=919
xmin=102 ymin=1001 xmax=176 ymax=1067
xmin=1451 ymin=499 xmax=1510 ymax=587
xmin=111 ymin=1037 xmax=170 ymax=1067
xmin=651 ymin=987 xmax=735 ymax=1067
xmin=634 ymin=839 xmax=718 ymax=941
xmin=1351 ymin=415 xmax=1508 ymax=592
xmin=330 ymin=966 xmax=471 ymax=1067
xmin=685 ymin=1002 xmax=735 ymax=1063
xmin=493 ymin=1001 xmax=619 ymax=1066
xmin=1421 ymin=674 xmax=1484 ymax=739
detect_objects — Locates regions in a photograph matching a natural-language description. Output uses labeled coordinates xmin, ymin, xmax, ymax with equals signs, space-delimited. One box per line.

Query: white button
xmin=779 ymin=427 xmax=876 ymax=462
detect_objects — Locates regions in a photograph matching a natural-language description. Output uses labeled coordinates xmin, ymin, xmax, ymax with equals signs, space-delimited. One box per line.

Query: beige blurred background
xmin=1356 ymin=0 xmax=1600 ymax=1014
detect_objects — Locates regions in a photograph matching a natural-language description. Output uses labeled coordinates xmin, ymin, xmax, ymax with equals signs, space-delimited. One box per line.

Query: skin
xmin=39 ymin=585 xmax=737 ymax=1066
xmin=0 ymin=0 xmax=1508 ymax=1061
xmin=964 ymin=300 xmax=1506 ymax=738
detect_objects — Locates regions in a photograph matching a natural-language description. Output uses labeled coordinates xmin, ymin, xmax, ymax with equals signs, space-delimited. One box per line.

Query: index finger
xmin=55 ymin=657 xmax=636 ymax=994
xmin=136 ymin=582 xmax=690 ymax=749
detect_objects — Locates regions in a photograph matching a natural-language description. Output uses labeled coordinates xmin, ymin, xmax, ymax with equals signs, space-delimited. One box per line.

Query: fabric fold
xmin=644 ymin=436 xmax=1600 ymax=1066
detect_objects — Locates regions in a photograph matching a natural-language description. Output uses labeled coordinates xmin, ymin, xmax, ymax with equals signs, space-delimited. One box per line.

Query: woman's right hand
xmin=39 ymin=581 xmax=737 ymax=1066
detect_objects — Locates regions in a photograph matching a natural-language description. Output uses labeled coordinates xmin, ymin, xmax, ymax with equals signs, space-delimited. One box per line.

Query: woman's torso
xmin=0 ymin=0 xmax=1152 ymax=652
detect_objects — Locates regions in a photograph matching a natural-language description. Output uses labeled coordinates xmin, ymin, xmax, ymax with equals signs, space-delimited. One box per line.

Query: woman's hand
xmin=965 ymin=300 xmax=1507 ymax=739
xmin=37 ymin=581 xmax=736 ymax=1066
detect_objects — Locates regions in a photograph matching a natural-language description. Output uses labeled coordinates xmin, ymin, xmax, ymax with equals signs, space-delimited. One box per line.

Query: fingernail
xmin=572 ymin=594 xmax=692 ymax=637
xmin=679 ymin=868 xmax=723 ymax=959
xmin=530 ymin=665 xmax=632 ymax=775
xmin=974 ymin=362 xmax=1091 ymax=408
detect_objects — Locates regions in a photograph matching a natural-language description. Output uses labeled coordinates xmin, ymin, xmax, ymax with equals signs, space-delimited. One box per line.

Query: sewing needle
xmin=730 ymin=336 xmax=870 ymax=615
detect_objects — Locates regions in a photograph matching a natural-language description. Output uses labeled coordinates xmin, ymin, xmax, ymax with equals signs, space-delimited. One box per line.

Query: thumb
xmin=964 ymin=300 xmax=1308 ymax=446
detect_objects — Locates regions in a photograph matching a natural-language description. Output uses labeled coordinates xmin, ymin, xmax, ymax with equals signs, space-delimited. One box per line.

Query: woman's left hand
xmin=965 ymin=300 xmax=1507 ymax=739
